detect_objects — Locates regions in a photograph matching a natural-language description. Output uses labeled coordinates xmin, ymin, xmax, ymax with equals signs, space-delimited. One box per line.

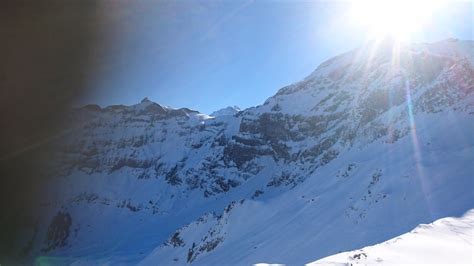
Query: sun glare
xmin=351 ymin=0 xmax=444 ymax=41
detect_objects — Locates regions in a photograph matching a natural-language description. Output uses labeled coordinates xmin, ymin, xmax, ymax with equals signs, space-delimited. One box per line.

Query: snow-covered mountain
xmin=210 ymin=106 xmax=241 ymax=117
xmin=17 ymin=39 xmax=474 ymax=265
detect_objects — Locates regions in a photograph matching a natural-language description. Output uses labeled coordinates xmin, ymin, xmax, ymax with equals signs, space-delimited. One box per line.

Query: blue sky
xmin=83 ymin=0 xmax=473 ymax=114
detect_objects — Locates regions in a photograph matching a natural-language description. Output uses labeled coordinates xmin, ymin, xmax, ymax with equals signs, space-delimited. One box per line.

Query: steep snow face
xmin=210 ymin=106 xmax=241 ymax=117
xmin=18 ymin=39 xmax=474 ymax=265
xmin=310 ymin=209 xmax=474 ymax=265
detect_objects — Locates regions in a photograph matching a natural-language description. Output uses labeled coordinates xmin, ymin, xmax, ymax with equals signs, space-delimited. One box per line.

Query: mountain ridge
xmin=15 ymin=38 xmax=474 ymax=265
xmin=77 ymin=38 xmax=474 ymax=118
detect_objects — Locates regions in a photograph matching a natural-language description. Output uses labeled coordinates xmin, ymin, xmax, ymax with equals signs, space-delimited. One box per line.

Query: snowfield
xmin=311 ymin=209 xmax=474 ymax=265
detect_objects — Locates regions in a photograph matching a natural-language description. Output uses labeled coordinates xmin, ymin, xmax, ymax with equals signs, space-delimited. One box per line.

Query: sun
xmin=350 ymin=0 xmax=444 ymax=41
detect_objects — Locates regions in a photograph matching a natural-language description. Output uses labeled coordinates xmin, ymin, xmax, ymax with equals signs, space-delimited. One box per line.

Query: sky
xmin=82 ymin=0 xmax=473 ymax=114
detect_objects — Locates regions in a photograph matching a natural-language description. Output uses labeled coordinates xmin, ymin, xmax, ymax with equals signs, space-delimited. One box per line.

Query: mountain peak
xmin=141 ymin=97 xmax=151 ymax=103
xmin=210 ymin=106 xmax=241 ymax=117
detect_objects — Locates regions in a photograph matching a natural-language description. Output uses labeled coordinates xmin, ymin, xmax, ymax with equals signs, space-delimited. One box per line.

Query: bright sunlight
xmin=350 ymin=0 xmax=445 ymax=41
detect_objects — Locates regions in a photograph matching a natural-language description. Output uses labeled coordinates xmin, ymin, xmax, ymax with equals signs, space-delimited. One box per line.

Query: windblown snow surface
xmin=15 ymin=39 xmax=474 ymax=265
xmin=311 ymin=209 xmax=474 ymax=265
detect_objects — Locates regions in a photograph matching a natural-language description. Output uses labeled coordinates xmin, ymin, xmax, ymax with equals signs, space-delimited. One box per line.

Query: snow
xmin=413 ymin=39 xmax=474 ymax=65
xmin=310 ymin=209 xmax=474 ymax=265
xmin=139 ymin=111 xmax=474 ymax=265
xmin=210 ymin=106 xmax=241 ymax=117
xmin=19 ymin=39 xmax=474 ymax=265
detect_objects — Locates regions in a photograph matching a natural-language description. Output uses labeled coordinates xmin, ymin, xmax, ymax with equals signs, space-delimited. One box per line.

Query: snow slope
xmin=210 ymin=106 xmax=241 ymax=117
xmin=310 ymin=209 xmax=474 ymax=265
xmin=139 ymin=111 xmax=474 ymax=265
xmin=14 ymin=39 xmax=474 ymax=265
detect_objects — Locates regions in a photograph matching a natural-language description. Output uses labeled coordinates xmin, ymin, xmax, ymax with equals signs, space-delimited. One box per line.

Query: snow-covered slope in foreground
xmin=311 ymin=209 xmax=474 ymax=265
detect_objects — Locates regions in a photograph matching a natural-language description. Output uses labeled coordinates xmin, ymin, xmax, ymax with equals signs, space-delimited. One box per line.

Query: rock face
xmin=42 ymin=212 xmax=72 ymax=253
xmin=16 ymin=39 xmax=474 ymax=264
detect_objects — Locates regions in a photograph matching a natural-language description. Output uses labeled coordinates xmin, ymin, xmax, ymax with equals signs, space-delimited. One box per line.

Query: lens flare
xmin=350 ymin=0 xmax=445 ymax=41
